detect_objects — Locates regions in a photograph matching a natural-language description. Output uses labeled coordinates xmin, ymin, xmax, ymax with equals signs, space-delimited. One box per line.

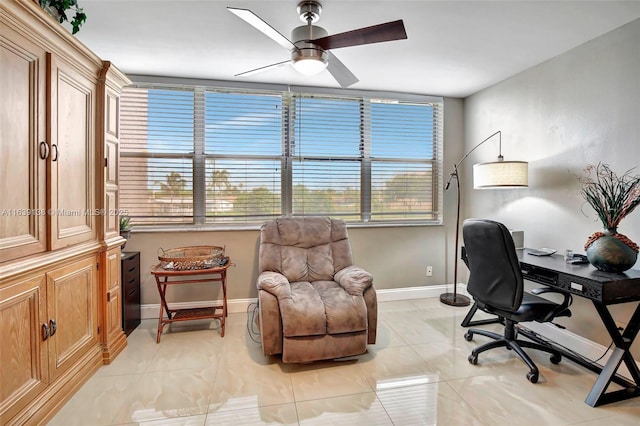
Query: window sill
xmin=128 ymin=220 xmax=443 ymax=234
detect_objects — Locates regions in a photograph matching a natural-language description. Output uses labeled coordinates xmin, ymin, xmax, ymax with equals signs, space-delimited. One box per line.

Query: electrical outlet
xmin=426 ymin=266 xmax=433 ymax=277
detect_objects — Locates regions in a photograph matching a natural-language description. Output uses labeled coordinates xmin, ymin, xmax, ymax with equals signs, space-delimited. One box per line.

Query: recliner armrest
xmin=334 ymin=265 xmax=373 ymax=296
xmin=257 ymin=271 xmax=292 ymax=299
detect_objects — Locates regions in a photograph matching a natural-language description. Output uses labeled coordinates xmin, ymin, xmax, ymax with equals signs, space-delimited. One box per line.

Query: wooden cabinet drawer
xmin=120 ymin=252 xmax=140 ymax=336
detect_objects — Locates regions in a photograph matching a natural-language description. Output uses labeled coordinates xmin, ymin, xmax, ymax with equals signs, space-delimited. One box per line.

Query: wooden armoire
xmin=0 ymin=1 xmax=130 ymax=424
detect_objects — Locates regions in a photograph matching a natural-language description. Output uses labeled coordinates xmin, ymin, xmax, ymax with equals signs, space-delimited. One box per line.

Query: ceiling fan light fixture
xmin=292 ymin=48 xmax=328 ymax=75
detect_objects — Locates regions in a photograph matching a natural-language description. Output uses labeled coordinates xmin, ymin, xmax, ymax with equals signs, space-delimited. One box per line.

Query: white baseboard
xmin=140 ymin=283 xmax=636 ymax=379
xmin=140 ymin=284 xmax=469 ymax=319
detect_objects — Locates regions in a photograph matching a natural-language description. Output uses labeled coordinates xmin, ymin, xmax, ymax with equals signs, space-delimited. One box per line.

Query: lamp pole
xmin=441 ymin=161 xmax=471 ymax=306
xmin=440 ymin=131 xmax=503 ymax=307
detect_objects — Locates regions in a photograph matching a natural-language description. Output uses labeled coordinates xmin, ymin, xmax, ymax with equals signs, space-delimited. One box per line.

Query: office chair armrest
xmin=530 ymin=287 xmax=573 ymax=320
xmin=334 ymin=265 xmax=373 ymax=296
xmin=530 ymin=287 xmax=573 ymax=306
xmin=257 ymin=271 xmax=292 ymax=299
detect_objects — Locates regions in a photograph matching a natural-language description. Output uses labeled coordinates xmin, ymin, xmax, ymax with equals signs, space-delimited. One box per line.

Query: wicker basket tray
xmin=158 ymin=245 xmax=224 ymax=270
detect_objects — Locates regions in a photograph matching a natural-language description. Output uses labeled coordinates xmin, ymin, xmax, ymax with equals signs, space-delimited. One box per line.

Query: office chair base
xmin=461 ymin=302 xmax=503 ymax=327
xmin=465 ymin=327 xmax=562 ymax=384
xmin=440 ymin=292 xmax=471 ymax=306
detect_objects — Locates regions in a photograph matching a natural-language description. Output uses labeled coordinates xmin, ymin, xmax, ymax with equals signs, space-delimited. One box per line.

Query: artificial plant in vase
xmin=578 ymin=163 xmax=640 ymax=272
xmin=40 ymin=0 xmax=86 ymax=34
xmin=119 ymin=215 xmax=131 ymax=249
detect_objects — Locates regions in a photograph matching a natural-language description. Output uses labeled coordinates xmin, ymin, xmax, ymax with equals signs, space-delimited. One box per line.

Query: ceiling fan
xmin=228 ymin=1 xmax=407 ymax=88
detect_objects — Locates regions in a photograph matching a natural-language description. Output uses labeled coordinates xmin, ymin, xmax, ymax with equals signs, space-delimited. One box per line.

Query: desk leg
xmin=585 ymin=301 xmax=640 ymax=406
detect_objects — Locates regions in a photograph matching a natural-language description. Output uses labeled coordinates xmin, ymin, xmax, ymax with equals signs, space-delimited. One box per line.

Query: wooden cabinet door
xmin=0 ymin=274 xmax=49 ymax=421
xmin=0 ymin=25 xmax=47 ymax=262
xmin=104 ymin=247 xmax=123 ymax=340
xmin=47 ymin=54 xmax=96 ymax=250
xmin=46 ymin=256 xmax=99 ymax=381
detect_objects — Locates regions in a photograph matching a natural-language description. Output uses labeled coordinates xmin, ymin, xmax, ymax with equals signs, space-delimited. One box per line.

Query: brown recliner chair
xmin=257 ymin=217 xmax=377 ymax=363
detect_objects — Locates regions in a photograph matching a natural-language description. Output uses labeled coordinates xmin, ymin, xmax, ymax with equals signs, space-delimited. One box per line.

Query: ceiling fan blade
xmin=227 ymin=7 xmax=296 ymax=50
xmin=313 ymin=20 xmax=407 ymax=50
xmin=326 ymin=52 xmax=359 ymax=88
xmin=235 ymin=60 xmax=291 ymax=77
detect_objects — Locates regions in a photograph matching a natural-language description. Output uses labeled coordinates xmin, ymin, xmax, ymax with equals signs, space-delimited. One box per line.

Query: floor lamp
xmin=440 ymin=130 xmax=529 ymax=306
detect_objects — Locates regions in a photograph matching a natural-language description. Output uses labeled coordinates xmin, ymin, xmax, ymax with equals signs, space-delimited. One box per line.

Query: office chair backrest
xmin=462 ymin=219 xmax=524 ymax=312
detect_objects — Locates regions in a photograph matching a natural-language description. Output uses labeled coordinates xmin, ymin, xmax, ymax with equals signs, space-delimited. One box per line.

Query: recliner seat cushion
xmin=279 ymin=280 xmax=367 ymax=338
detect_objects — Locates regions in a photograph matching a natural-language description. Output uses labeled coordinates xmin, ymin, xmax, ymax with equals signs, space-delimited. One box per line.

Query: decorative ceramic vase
xmin=585 ymin=228 xmax=638 ymax=273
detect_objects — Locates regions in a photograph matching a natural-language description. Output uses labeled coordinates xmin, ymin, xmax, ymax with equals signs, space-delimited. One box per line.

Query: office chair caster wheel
xmin=464 ymin=331 xmax=473 ymax=341
xmin=468 ymin=354 xmax=478 ymax=365
xmin=526 ymin=371 xmax=538 ymax=383
xmin=550 ymin=354 xmax=561 ymax=364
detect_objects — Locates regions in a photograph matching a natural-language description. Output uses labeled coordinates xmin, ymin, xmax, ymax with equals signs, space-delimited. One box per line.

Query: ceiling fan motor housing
xmin=291 ymin=25 xmax=328 ymax=64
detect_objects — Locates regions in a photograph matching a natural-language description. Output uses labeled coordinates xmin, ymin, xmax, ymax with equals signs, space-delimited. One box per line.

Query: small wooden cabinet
xmin=121 ymin=252 xmax=141 ymax=336
xmin=0 ymin=255 xmax=100 ymax=423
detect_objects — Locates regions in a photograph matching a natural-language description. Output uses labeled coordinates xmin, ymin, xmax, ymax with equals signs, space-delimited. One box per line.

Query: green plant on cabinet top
xmin=40 ymin=0 xmax=86 ymax=34
xmin=119 ymin=215 xmax=131 ymax=232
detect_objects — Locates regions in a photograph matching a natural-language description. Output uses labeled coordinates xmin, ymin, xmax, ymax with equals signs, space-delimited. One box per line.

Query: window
xmin=120 ymin=80 xmax=443 ymax=227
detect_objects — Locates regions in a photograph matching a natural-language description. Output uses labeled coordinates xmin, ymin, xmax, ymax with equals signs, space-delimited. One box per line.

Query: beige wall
xmin=123 ymin=225 xmax=447 ymax=306
xmin=463 ymin=19 xmax=640 ymax=355
xmin=122 ymin=97 xmax=465 ymax=307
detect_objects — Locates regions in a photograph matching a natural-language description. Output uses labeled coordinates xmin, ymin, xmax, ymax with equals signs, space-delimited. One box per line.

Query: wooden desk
xmin=516 ymin=251 xmax=640 ymax=406
xmin=151 ymin=261 xmax=231 ymax=343
xmin=464 ymin=250 xmax=640 ymax=407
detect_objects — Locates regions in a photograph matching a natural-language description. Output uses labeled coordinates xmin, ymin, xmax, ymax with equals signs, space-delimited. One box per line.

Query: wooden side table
xmin=150 ymin=261 xmax=231 ymax=343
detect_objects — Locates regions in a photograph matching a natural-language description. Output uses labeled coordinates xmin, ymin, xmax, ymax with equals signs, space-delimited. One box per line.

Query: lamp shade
xmin=473 ymin=161 xmax=528 ymax=189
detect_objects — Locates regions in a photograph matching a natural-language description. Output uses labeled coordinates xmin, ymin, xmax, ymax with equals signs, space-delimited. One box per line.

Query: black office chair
xmin=462 ymin=218 xmax=572 ymax=383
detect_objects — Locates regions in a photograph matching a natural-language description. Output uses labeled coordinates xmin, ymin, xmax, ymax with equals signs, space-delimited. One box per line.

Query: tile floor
xmin=48 ymin=298 xmax=640 ymax=425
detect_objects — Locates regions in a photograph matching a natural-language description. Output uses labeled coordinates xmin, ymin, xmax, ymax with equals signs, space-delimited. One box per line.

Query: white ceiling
xmin=75 ymin=0 xmax=640 ymax=98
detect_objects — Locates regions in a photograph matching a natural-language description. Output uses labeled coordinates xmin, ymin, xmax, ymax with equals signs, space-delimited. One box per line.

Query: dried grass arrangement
xmin=578 ymin=163 xmax=640 ymax=233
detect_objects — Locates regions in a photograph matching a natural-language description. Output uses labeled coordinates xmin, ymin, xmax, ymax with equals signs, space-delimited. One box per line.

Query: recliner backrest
xmin=259 ymin=217 xmax=353 ymax=282
xmin=462 ymin=218 xmax=523 ymax=312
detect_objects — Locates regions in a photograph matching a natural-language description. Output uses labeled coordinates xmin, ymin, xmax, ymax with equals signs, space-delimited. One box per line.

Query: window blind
xmin=119 ymin=80 xmax=443 ymax=227
xmin=120 ymin=88 xmax=195 ymax=224
xmin=290 ymin=94 xmax=362 ymax=218
xmin=370 ymin=100 xmax=440 ymax=221
xmin=204 ymin=91 xmax=283 ymax=223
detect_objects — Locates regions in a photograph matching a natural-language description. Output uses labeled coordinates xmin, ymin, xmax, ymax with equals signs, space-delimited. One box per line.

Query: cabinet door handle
xmin=49 ymin=319 xmax=57 ymax=336
xmin=42 ymin=323 xmax=50 ymax=341
xmin=39 ymin=141 xmax=50 ymax=159
xmin=51 ymin=143 xmax=59 ymax=162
